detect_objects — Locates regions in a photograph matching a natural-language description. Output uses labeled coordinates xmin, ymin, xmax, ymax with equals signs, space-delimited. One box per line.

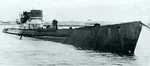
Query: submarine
xmin=3 ymin=10 xmax=144 ymax=55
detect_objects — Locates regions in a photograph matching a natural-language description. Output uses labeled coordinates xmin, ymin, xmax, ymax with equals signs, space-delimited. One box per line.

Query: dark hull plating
xmin=65 ymin=22 xmax=142 ymax=55
xmin=3 ymin=21 xmax=142 ymax=55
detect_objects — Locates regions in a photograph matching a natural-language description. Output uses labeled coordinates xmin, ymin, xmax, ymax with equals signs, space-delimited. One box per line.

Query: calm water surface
xmin=0 ymin=25 xmax=150 ymax=66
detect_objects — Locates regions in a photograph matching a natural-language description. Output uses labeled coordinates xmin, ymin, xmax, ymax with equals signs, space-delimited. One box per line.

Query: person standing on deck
xmin=52 ymin=19 xmax=58 ymax=30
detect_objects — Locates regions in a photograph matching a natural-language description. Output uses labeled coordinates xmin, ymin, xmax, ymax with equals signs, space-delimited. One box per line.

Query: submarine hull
xmin=65 ymin=22 xmax=142 ymax=55
xmin=3 ymin=21 xmax=142 ymax=55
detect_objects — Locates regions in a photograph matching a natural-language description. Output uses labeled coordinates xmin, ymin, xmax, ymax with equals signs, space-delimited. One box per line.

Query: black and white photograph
xmin=0 ymin=0 xmax=150 ymax=66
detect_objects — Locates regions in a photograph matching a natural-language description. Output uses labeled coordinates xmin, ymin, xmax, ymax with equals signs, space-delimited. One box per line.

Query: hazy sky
xmin=0 ymin=0 xmax=150 ymax=23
